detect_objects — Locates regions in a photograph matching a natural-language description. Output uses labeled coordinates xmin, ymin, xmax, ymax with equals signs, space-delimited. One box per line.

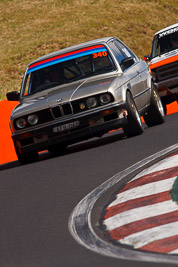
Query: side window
xmin=108 ymin=41 xmax=126 ymax=71
xmin=23 ymin=73 xmax=32 ymax=96
xmin=114 ymin=39 xmax=138 ymax=62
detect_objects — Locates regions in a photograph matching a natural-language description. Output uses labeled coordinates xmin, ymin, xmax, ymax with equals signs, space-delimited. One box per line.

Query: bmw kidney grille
xmin=51 ymin=103 xmax=73 ymax=119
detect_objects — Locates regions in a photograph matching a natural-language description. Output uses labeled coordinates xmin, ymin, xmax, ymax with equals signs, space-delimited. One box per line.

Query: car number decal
xmin=27 ymin=45 xmax=107 ymax=74
xmin=53 ymin=121 xmax=80 ymax=133
xmin=92 ymin=51 xmax=108 ymax=58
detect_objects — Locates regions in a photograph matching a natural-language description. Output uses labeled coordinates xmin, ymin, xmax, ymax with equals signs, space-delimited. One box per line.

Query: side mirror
xmin=121 ymin=57 xmax=134 ymax=70
xmin=6 ymin=91 xmax=20 ymax=101
xmin=144 ymin=55 xmax=151 ymax=62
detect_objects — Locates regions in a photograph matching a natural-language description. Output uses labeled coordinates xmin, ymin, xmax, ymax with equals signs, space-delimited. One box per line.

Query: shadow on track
xmin=0 ymin=129 xmax=125 ymax=171
xmin=67 ymin=130 xmax=125 ymax=154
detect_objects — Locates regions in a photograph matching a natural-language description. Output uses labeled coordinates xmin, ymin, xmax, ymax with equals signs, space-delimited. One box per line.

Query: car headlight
xmin=27 ymin=114 xmax=39 ymax=125
xmin=16 ymin=118 xmax=27 ymax=129
xmin=151 ymin=71 xmax=157 ymax=81
xmin=99 ymin=93 xmax=111 ymax=104
xmin=86 ymin=97 xmax=98 ymax=108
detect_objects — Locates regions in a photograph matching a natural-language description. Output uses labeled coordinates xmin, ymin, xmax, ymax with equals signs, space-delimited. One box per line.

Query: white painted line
xmin=120 ymin=221 xmax=178 ymax=249
xmin=104 ymin=199 xmax=178 ymax=231
xmin=132 ymin=154 xmax=178 ymax=181
xmin=108 ymin=176 xmax=176 ymax=207
xmin=169 ymin=249 xmax=178 ymax=254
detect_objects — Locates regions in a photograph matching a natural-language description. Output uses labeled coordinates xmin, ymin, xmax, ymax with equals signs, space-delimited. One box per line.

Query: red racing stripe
xmin=29 ymin=45 xmax=105 ymax=69
xmin=105 ymin=191 xmax=171 ymax=219
xmin=166 ymin=152 xmax=178 ymax=158
xmin=118 ymin=166 xmax=178 ymax=194
xmin=140 ymin=235 xmax=178 ymax=253
xmin=109 ymin=210 xmax=178 ymax=241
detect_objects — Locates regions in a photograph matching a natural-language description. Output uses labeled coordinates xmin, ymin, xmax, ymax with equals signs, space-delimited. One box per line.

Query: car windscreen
xmin=22 ymin=45 xmax=116 ymax=96
xmin=151 ymin=27 xmax=178 ymax=58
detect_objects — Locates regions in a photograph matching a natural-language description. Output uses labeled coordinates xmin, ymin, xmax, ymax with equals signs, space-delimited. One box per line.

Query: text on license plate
xmin=53 ymin=121 xmax=80 ymax=133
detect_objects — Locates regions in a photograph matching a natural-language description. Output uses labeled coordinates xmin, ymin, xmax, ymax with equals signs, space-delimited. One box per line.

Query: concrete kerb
xmin=68 ymin=143 xmax=178 ymax=265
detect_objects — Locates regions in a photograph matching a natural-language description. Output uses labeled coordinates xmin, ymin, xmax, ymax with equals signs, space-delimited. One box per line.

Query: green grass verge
xmin=0 ymin=0 xmax=177 ymax=99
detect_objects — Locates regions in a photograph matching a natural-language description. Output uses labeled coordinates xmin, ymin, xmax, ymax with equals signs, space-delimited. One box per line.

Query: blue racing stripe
xmin=27 ymin=47 xmax=107 ymax=74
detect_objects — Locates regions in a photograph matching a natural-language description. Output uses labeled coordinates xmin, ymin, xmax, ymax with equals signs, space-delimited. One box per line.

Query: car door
xmin=108 ymin=40 xmax=147 ymax=111
xmin=113 ymin=39 xmax=148 ymax=110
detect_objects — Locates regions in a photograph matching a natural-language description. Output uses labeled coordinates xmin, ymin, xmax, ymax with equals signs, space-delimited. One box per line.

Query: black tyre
xmin=123 ymin=91 xmax=144 ymax=137
xmin=48 ymin=144 xmax=67 ymax=155
xmin=14 ymin=142 xmax=39 ymax=165
xmin=143 ymin=84 xmax=165 ymax=127
xmin=161 ymin=99 xmax=167 ymax=115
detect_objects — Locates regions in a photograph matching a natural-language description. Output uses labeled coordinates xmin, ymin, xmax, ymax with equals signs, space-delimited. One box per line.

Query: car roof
xmin=27 ymin=37 xmax=115 ymax=67
xmin=154 ymin=23 xmax=178 ymax=35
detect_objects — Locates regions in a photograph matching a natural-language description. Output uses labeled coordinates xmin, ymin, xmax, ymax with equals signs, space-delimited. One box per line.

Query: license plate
xmin=53 ymin=121 xmax=80 ymax=133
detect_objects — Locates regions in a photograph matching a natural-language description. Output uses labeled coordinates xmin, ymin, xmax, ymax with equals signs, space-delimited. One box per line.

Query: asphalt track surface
xmin=0 ymin=112 xmax=178 ymax=267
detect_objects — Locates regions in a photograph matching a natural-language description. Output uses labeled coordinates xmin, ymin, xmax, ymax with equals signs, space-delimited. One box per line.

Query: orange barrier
xmin=0 ymin=100 xmax=178 ymax=165
xmin=0 ymin=100 xmax=18 ymax=164
xmin=167 ymin=101 xmax=178 ymax=115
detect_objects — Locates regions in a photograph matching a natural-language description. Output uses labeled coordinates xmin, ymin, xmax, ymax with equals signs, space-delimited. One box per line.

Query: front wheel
xmin=161 ymin=99 xmax=167 ymax=115
xmin=14 ymin=142 xmax=39 ymax=165
xmin=48 ymin=144 xmax=67 ymax=155
xmin=143 ymin=84 xmax=165 ymax=127
xmin=123 ymin=91 xmax=144 ymax=137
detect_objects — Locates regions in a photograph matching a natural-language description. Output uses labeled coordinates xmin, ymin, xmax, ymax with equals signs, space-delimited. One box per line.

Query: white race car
xmin=144 ymin=23 xmax=178 ymax=113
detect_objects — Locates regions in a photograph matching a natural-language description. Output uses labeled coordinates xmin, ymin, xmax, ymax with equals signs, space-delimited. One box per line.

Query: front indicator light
xmin=27 ymin=114 xmax=38 ymax=125
xmin=102 ymin=108 xmax=114 ymax=115
xmin=79 ymin=103 xmax=86 ymax=110
xmin=16 ymin=118 xmax=27 ymax=129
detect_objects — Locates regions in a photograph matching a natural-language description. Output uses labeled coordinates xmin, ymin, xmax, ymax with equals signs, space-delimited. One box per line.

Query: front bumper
xmin=12 ymin=103 xmax=128 ymax=153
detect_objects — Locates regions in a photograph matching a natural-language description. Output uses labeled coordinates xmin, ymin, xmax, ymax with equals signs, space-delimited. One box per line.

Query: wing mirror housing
xmin=6 ymin=91 xmax=20 ymax=101
xmin=121 ymin=57 xmax=135 ymax=70
xmin=144 ymin=55 xmax=151 ymax=62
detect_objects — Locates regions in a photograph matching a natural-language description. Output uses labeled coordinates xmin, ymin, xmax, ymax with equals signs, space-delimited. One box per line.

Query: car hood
xmin=149 ymin=48 xmax=178 ymax=70
xmin=11 ymin=75 xmax=118 ymax=118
